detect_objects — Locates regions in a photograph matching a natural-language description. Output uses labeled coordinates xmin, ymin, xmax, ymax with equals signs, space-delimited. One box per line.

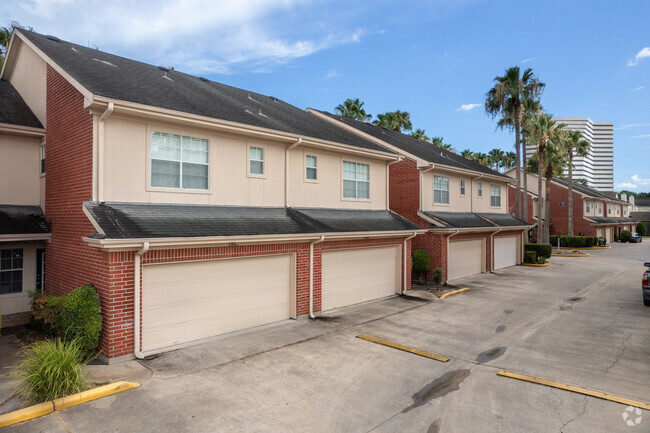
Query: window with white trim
xmin=585 ymin=200 xmax=590 ymax=213
xmin=343 ymin=161 xmax=370 ymax=199
xmin=598 ymin=202 xmax=602 ymax=214
xmin=1 ymin=248 xmax=23 ymax=295
xmin=249 ymin=146 xmax=264 ymax=175
xmin=477 ymin=181 xmax=483 ymax=197
xmin=306 ymin=155 xmax=317 ymax=180
xmin=434 ymin=176 xmax=450 ymax=204
xmin=40 ymin=144 xmax=46 ymax=174
xmin=150 ymin=132 xmax=209 ymax=189
xmin=490 ymin=184 xmax=501 ymax=207
xmin=460 ymin=179 xmax=466 ymax=196
xmin=608 ymin=204 xmax=612 ymax=215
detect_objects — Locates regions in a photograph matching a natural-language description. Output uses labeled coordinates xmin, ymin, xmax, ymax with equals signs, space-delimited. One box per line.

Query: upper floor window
xmin=477 ymin=181 xmax=483 ymax=197
xmin=490 ymin=184 xmax=501 ymax=207
xmin=151 ymin=132 xmax=208 ymax=189
xmin=585 ymin=200 xmax=590 ymax=213
xmin=343 ymin=161 xmax=369 ymax=199
xmin=306 ymin=155 xmax=317 ymax=180
xmin=1 ymin=248 xmax=23 ymax=295
xmin=608 ymin=205 xmax=612 ymax=215
xmin=249 ymin=146 xmax=265 ymax=175
xmin=460 ymin=179 xmax=466 ymax=196
xmin=616 ymin=208 xmax=620 ymax=215
xmin=598 ymin=202 xmax=602 ymax=214
xmin=40 ymin=144 xmax=46 ymax=174
xmin=434 ymin=176 xmax=450 ymax=204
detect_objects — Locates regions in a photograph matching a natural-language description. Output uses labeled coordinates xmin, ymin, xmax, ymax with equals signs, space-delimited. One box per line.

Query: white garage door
xmin=596 ymin=228 xmax=603 ymax=238
xmin=321 ymin=246 xmax=400 ymax=311
xmin=494 ymin=236 xmax=518 ymax=270
xmin=448 ymin=239 xmax=483 ymax=281
xmin=142 ymin=254 xmax=292 ymax=353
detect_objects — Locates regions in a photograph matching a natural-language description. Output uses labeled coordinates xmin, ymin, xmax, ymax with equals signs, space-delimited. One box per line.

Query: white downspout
xmin=98 ymin=102 xmax=114 ymax=203
xmin=402 ymin=232 xmax=418 ymax=294
xmin=386 ymin=158 xmax=402 ymax=209
xmin=309 ymin=235 xmax=325 ymax=319
xmin=285 ymin=137 xmax=302 ymax=207
xmin=490 ymin=227 xmax=502 ymax=272
xmin=133 ymin=241 xmax=150 ymax=359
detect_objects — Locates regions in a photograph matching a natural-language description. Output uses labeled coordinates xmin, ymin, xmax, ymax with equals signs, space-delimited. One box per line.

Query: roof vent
xmin=71 ymin=46 xmax=78 ymax=53
xmin=92 ymin=58 xmax=117 ymax=67
xmin=158 ymin=66 xmax=170 ymax=72
xmin=269 ymin=96 xmax=278 ymax=102
xmin=45 ymin=35 xmax=61 ymax=42
xmin=199 ymin=77 xmax=209 ymax=82
xmin=162 ymin=73 xmax=173 ymax=81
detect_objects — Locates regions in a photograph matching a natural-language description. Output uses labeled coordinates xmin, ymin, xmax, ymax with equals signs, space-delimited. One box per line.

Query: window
xmin=151 ymin=132 xmax=208 ymax=189
xmin=616 ymin=208 xmax=620 ymax=215
xmin=478 ymin=181 xmax=483 ymax=197
xmin=249 ymin=146 xmax=264 ymax=175
xmin=608 ymin=205 xmax=612 ymax=215
xmin=560 ymin=202 xmax=566 ymax=207
xmin=585 ymin=200 xmax=590 ymax=213
xmin=598 ymin=202 xmax=602 ymax=214
xmin=40 ymin=144 xmax=46 ymax=174
xmin=306 ymin=155 xmax=317 ymax=180
xmin=343 ymin=161 xmax=370 ymax=199
xmin=490 ymin=184 xmax=501 ymax=207
xmin=460 ymin=179 xmax=466 ymax=196
xmin=434 ymin=176 xmax=450 ymax=204
xmin=1 ymin=249 xmax=23 ymax=295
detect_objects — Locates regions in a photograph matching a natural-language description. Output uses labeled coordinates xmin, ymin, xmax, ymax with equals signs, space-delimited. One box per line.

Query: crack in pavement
xmin=559 ymin=395 xmax=588 ymax=432
xmin=604 ymin=331 xmax=634 ymax=374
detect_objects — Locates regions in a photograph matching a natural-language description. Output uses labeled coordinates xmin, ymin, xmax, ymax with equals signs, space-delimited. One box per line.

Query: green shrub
xmin=412 ymin=249 xmax=430 ymax=283
xmin=524 ymin=251 xmax=537 ymax=264
xmin=537 ymin=255 xmax=548 ymax=264
xmin=30 ymin=291 xmax=66 ymax=335
xmin=614 ymin=232 xmax=619 ymax=243
xmin=598 ymin=237 xmax=606 ymax=246
xmin=637 ymin=222 xmax=646 ymax=237
xmin=549 ymin=236 xmax=598 ymax=248
xmin=59 ymin=286 xmax=102 ymax=357
xmin=432 ymin=268 xmax=442 ymax=288
xmin=620 ymin=230 xmax=633 ymax=243
xmin=525 ymin=243 xmax=552 ymax=259
xmin=12 ymin=338 xmax=89 ymax=403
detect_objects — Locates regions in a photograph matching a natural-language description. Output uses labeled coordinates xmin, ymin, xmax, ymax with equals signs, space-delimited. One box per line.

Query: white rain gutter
xmin=133 ymin=241 xmax=150 ymax=359
xmin=97 ymin=102 xmax=114 ymax=202
xmin=309 ymin=235 xmax=326 ymax=319
xmin=402 ymin=232 xmax=418 ymax=294
xmin=490 ymin=227 xmax=502 ymax=272
xmin=285 ymin=137 xmax=302 ymax=207
xmin=386 ymin=158 xmax=402 ymax=209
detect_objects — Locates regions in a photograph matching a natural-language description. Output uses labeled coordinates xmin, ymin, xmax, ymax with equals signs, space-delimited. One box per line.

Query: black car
xmin=631 ymin=232 xmax=643 ymax=243
xmin=644 ymin=262 xmax=650 ymax=306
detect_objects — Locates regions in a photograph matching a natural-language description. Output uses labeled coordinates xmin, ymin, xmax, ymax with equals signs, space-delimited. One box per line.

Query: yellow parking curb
xmin=497 ymin=371 xmax=650 ymax=410
xmin=440 ymin=287 xmax=470 ymax=299
xmin=0 ymin=381 xmax=140 ymax=428
xmin=357 ymin=334 xmax=449 ymax=362
xmin=0 ymin=402 xmax=53 ymax=428
xmin=556 ymin=246 xmax=610 ymax=250
xmin=521 ymin=261 xmax=551 ymax=267
xmin=551 ymin=253 xmax=589 ymax=257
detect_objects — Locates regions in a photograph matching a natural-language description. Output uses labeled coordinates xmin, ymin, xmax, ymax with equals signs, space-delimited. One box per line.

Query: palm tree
xmin=488 ymin=148 xmax=506 ymax=171
xmin=485 ymin=66 xmax=545 ymax=220
xmin=335 ymin=98 xmax=371 ymax=122
xmin=461 ymin=149 xmax=474 ymax=160
xmin=373 ymin=110 xmax=412 ymax=132
xmin=562 ymin=129 xmax=590 ymax=236
xmin=411 ymin=129 xmax=431 ymax=142
xmin=472 ymin=152 xmax=489 ymax=167
xmin=504 ymin=151 xmax=517 ymax=170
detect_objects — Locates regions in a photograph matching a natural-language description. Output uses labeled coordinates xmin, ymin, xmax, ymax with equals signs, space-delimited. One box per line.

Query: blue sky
xmin=5 ymin=0 xmax=649 ymax=191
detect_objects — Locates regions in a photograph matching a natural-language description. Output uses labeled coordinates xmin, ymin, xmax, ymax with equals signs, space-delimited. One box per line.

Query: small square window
xmin=306 ymin=155 xmax=317 ymax=180
xmin=250 ymin=146 xmax=264 ymax=175
xmin=460 ymin=179 xmax=466 ymax=196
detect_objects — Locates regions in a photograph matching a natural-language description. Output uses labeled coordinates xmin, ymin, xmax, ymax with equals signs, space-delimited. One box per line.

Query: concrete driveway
xmin=6 ymin=242 xmax=649 ymax=432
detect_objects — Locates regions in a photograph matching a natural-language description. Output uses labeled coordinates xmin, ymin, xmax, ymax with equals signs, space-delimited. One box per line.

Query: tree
xmin=472 ymin=152 xmax=489 ymax=167
xmin=637 ymin=222 xmax=646 ymax=237
xmin=504 ymin=151 xmax=517 ymax=170
xmin=488 ymin=148 xmax=506 ymax=171
xmin=485 ymin=66 xmax=545 ymax=220
xmin=461 ymin=149 xmax=474 ymax=159
xmin=411 ymin=129 xmax=431 ymax=142
xmin=561 ymin=129 xmax=590 ymax=236
xmin=0 ymin=22 xmax=31 ymax=70
xmin=335 ymin=98 xmax=371 ymax=122
xmin=373 ymin=110 xmax=412 ymax=132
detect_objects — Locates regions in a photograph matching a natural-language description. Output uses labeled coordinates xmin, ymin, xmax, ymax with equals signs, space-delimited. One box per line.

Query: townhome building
xmin=0 ymin=30 xmax=424 ymax=362
xmin=506 ymin=169 xmax=636 ymax=242
xmin=308 ymin=110 xmax=530 ymax=283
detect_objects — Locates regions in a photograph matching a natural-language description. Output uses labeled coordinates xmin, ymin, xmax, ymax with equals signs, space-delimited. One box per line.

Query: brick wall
xmin=508 ymin=186 xmax=536 ymax=225
xmin=548 ymin=183 xmax=595 ymax=236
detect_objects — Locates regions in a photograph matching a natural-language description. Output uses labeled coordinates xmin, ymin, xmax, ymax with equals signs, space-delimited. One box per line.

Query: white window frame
xmin=249 ymin=146 xmax=265 ymax=177
xmin=477 ymin=181 xmax=483 ymax=198
xmin=490 ymin=184 xmax=501 ymax=207
xmin=40 ymin=142 xmax=46 ymax=175
xmin=433 ymin=175 xmax=450 ymax=205
xmin=585 ymin=200 xmax=590 ymax=213
xmin=598 ymin=202 xmax=603 ymax=214
xmin=305 ymin=155 xmax=318 ymax=181
xmin=149 ymin=131 xmax=210 ymax=190
xmin=342 ymin=160 xmax=370 ymax=200
xmin=460 ymin=179 xmax=466 ymax=196
xmin=0 ymin=248 xmax=23 ymax=295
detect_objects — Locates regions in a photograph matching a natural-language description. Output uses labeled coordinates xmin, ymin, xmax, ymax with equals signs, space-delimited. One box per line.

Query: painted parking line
xmin=356 ymin=334 xmax=449 ymax=362
xmin=498 ymin=371 xmax=650 ymax=410
xmin=440 ymin=287 xmax=470 ymax=299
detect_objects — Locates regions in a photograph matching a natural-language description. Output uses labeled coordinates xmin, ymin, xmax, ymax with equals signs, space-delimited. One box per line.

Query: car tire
xmin=645 ymin=299 xmax=650 ymax=306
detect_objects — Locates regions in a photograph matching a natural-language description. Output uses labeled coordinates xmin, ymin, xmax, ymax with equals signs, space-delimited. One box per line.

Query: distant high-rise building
xmin=525 ymin=117 xmax=614 ymax=191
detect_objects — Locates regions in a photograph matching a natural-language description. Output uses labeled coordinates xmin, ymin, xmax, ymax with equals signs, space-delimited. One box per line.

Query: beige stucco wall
xmin=421 ymin=169 xmax=508 ymax=213
xmin=0 ymin=243 xmax=38 ymax=316
xmin=7 ymin=41 xmax=47 ymax=127
xmin=102 ymin=116 xmax=387 ymax=209
xmin=0 ymin=133 xmax=41 ymax=205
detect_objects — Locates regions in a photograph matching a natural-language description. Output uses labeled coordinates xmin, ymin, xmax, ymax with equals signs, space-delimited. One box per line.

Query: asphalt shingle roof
xmin=421 ymin=211 xmax=529 ymax=229
xmin=84 ymin=202 xmax=420 ymax=239
xmin=551 ymin=178 xmax=626 ymax=203
xmin=17 ymin=30 xmax=391 ymax=154
xmin=585 ymin=216 xmax=636 ymax=225
xmin=0 ymin=80 xmax=43 ymax=128
xmin=0 ymin=205 xmax=49 ymax=235
xmin=479 ymin=213 xmax=530 ymax=227
xmin=312 ymin=110 xmax=510 ymax=179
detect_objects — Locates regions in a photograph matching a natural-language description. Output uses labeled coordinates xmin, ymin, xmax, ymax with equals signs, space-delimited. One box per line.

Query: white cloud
xmin=521 ymin=57 xmax=536 ymax=64
xmin=617 ymin=182 xmax=638 ymax=189
xmin=630 ymin=134 xmax=650 ymax=139
xmin=324 ymin=69 xmax=341 ymax=80
xmin=456 ymin=103 xmax=480 ymax=111
xmin=631 ymin=85 xmax=646 ymax=92
xmin=628 ymin=47 xmax=650 ymax=66
xmin=631 ymin=174 xmax=650 ymax=186
xmin=617 ymin=122 xmax=650 ymax=129
xmin=9 ymin=0 xmax=365 ymax=74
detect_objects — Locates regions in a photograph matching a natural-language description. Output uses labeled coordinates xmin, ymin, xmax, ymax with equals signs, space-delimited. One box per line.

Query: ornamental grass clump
xmin=12 ymin=338 xmax=89 ymax=403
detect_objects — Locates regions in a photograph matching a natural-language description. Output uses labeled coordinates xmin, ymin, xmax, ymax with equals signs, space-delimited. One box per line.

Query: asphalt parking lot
xmin=6 ymin=242 xmax=650 ymax=432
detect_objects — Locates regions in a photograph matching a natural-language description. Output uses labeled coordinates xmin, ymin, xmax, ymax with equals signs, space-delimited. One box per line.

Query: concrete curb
xmin=556 ymin=246 xmax=610 ymax=250
xmin=0 ymin=381 xmax=140 ymax=428
xmin=521 ymin=261 xmax=552 ymax=267
xmin=551 ymin=253 xmax=589 ymax=257
xmin=440 ymin=287 xmax=470 ymax=299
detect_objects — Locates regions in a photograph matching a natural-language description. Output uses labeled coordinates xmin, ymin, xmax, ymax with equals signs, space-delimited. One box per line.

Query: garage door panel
xmin=494 ymin=236 xmax=518 ymax=270
xmin=142 ymin=254 xmax=291 ymax=353
xmin=322 ymin=246 xmax=399 ymax=311
xmin=448 ymin=239 xmax=482 ymax=281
